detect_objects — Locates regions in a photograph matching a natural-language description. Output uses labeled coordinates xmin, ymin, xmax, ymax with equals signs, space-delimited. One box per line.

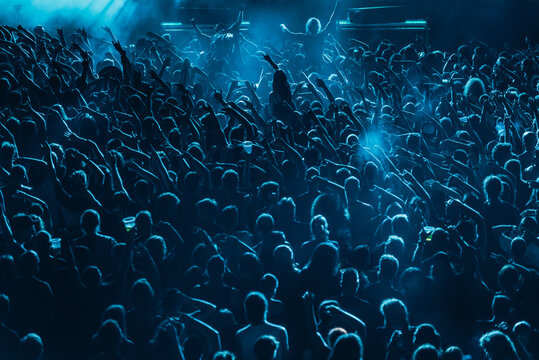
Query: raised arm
xmin=321 ymin=0 xmax=340 ymax=35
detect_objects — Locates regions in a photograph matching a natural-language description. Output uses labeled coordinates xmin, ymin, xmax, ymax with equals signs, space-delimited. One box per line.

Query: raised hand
xmin=112 ymin=41 xmax=126 ymax=56
xmin=149 ymin=70 xmax=159 ymax=80
xmin=315 ymin=78 xmax=326 ymax=88
xmin=101 ymin=25 xmax=113 ymax=35
xmin=213 ymin=91 xmax=224 ymax=104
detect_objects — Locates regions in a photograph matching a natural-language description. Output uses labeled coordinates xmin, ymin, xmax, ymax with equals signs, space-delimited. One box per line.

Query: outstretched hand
xmin=112 ymin=41 xmax=126 ymax=56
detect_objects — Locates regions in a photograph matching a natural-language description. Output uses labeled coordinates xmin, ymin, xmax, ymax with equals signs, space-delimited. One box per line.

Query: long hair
xmin=305 ymin=17 xmax=321 ymax=35
xmin=304 ymin=242 xmax=339 ymax=277
xmin=272 ymin=70 xmax=292 ymax=102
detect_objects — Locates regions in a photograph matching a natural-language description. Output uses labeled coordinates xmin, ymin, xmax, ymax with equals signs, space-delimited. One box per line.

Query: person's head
xmin=244 ymin=292 xmax=267 ymax=324
xmin=260 ymin=273 xmax=278 ymax=300
xmin=222 ymin=169 xmax=239 ymax=191
xmin=391 ymin=214 xmax=410 ymax=238
xmin=130 ymin=278 xmax=154 ymax=309
xmin=491 ymin=295 xmax=511 ymax=320
xmin=350 ymin=245 xmax=370 ymax=271
xmin=258 ymin=181 xmax=280 ymax=204
xmin=33 ymin=230 xmax=51 ymax=258
xmin=18 ymin=251 xmax=39 ymax=277
xmin=256 ymin=213 xmax=275 ymax=235
xmin=522 ymin=131 xmax=537 ymax=151
xmin=498 ymin=264 xmax=520 ymax=292
xmin=153 ymin=192 xmax=180 ymax=222
xmin=327 ymin=327 xmax=348 ymax=347
xmin=207 ymin=255 xmax=225 ymax=281
xmin=385 ymin=236 xmax=405 ymax=259
xmin=483 ymin=175 xmax=502 ymax=201
xmin=18 ymin=333 xmax=43 ymax=360
xmin=81 ymin=209 xmax=100 ymax=235
xmin=491 ymin=143 xmax=513 ymax=166
xmin=220 ymin=205 xmax=239 ymax=230
xmin=277 ymin=197 xmax=296 ymax=222
xmin=412 ymin=344 xmax=440 ymax=360
xmin=513 ymin=321 xmax=532 ymax=344
xmin=479 ymin=330 xmax=520 ymax=360
xmin=328 ymin=333 xmax=364 ymax=360
xmin=510 ymin=237 xmax=526 ymax=259
xmin=96 ymin=319 xmax=122 ymax=353
xmin=305 ymin=17 xmax=322 ymax=35
xmin=463 ymin=77 xmax=485 ymax=103
xmin=0 ymin=141 xmax=15 ymax=168
xmin=254 ymin=335 xmax=278 ymax=360
xmin=0 ymin=294 xmax=9 ymax=323
xmin=413 ymin=324 xmax=441 ymax=349
xmin=135 ymin=210 xmax=153 ymax=236
xmin=273 ymin=245 xmax=294 ymax=271
xmin=310 ymin=214 xmax=329 ymax=240
xmin=145 ymin=235 xmax=167 ymax=264
xmin=442 ymin=347 xmax=464 ymax=360
xmin=101 ymin=304 xmax=126 ymax=332
xmin=306 ymin=242 xmax=339 ymax=277
xmin=341 ymin=268 xmax=359 ymax=296
xmin=196 ymin=198 xmax=219 ymax=226
xmin=82 ymin=266 xmax=102 ymax=289
xmin=213 ymin=351 xmax=237 ymax=360
xmin=378 ymin=254 xmax=399 ymax=282
xmin=380 ymin=298 xmax=409 ymax=328
xmin=345 ymin=176 xmax=360 ymax=201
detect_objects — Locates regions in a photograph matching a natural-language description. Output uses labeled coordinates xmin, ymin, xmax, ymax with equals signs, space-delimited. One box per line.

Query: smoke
xmin=0 ymin=0 xmax=180 ymax=43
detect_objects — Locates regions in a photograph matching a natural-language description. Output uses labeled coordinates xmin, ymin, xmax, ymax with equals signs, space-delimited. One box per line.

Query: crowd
xmin=0 ymin=2 xmax=538 ymax=359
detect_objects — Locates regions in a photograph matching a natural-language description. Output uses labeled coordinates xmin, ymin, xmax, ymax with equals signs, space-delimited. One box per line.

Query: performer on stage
xmin=280 ymin=0 xmax=340 ymax=67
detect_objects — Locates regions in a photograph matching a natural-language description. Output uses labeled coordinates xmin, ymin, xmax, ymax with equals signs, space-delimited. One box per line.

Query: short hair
xmin=491 ymin=295 xmax=511 ymax=317
xmin=244 ymin=292 xmax=267 ymax=324
xmin=379 ymin=254 xmax=399 ymax=280
xmin=135 ymin=210 xmax=152 ymax=231
xmin=483 ymin=175 xmax=502 ymax=200
xmin=385 ymin=236 xmax=405 ymax=257
xmin=327 ymin=327 xmax=347 ymax=347
xmin=145 ymin=235 xmax=167 ymax=262
xmin=97 ymin=319 xmax=122 ymax=350
xmin=498 ymin=264 xmax=520 ymax=290
xmin=213 ymin=351 xmax=237 ymax=360
xmin=442 ymin=346 xmax=463 ymax=360
xmin=207 ymin=255 xmax=225 ymax=279
xmin=254 ymin=335 xmax=278 ymax=360
xmin=412 ymin=344 xmax=440 ymax=360
xmin=260 ymin=273 xmax=278 ymax=298
xmin=256 ymin=213 xmax=275 ymax=233
xmin=491 ymin=142 xmax=512 ymax=164
xmin=479 ymin=331 xmax=519 ymax=359
xmin=341 ymin=268 xmax=359 ymax=288
xmin=328 ymin=333 xmax=363 ymax=360
xmin=0 ymin=294 xmax=9 ymax=319
xmin=277 ymin=197 xmax=296 ymax=218
xmin=196 ymin=198 xmax=219 ymax=218
xmin=18 ymin=251 xmax=39 ymax=276
xmin=222 ymin=169 xmax=239 ymax=189
xmin=130 ymin=278 xmax=154 ymax=307
xmin=380 ymin=298 xmax=408 ymax=325
xmin=19 ymin=333 xmax=43 ymax=360
xmin=413 ymin=323 xmax=441 ymax=349
xmin=81 ymin=209 xmax=100 ymax=233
